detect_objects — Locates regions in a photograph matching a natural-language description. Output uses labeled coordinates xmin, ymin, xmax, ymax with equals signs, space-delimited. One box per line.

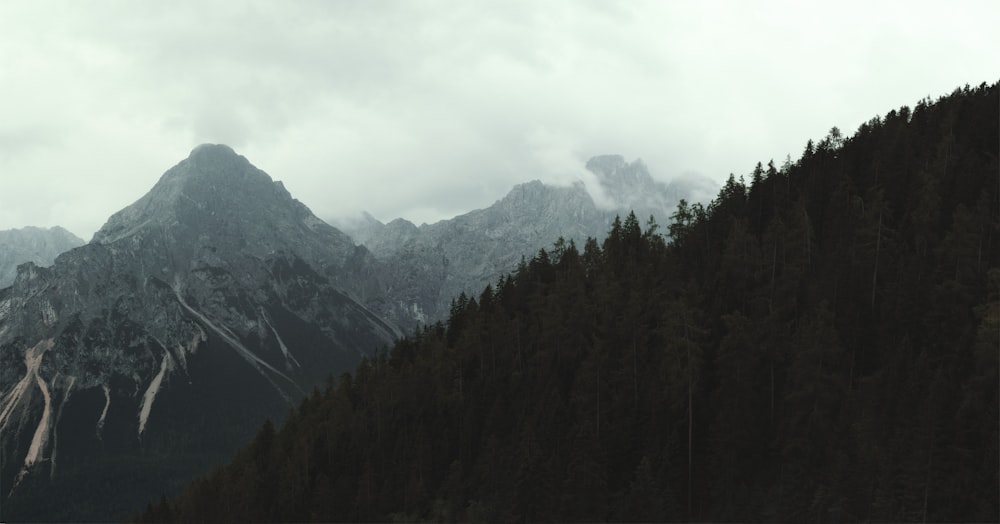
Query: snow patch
xmin=138 ymin=351 xmax=173 ymax=436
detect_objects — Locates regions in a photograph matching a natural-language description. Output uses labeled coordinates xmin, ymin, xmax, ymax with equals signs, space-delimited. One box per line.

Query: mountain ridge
xmin=1 ymin=145 xmax=715 ymax=521
xmin=0 ymin=145 xmax=396 ymax=521
xmin=338 ymin=155 xmax=712 ymax=330
xmin=0 ymin=226 xmax=84 ymax=288
xmin=138 ymin=81 xmax=1000 ymax=524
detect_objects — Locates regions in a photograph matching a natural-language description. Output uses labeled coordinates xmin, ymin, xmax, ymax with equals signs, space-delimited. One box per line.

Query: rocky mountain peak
xmin=89 ymin=145 xmax=355 ymax=275
xmin=586 ymin=155 xmax=654 ymax=192
xmin=176 ymin=144 xmax=275 ymax=193
xmin=0 ymin=146 xmax=397 ymax=519
xmin=188 ymin=142 xmax=239 ymax=162
xmin=585 ymin=154 xmax=627 ymax=173
xmin=336 ymin=154 xmax=704 ymax=333
xmin=583 ymin=154 xmax=667 ymax=217
xmin=93 ymin=145 xmax=275 ymax=244
xmin=0 ymin=226 xmax=85 ymax=288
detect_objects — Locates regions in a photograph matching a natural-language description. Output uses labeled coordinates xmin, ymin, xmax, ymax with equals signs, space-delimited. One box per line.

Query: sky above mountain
xmin=1 ymin=1 xmax=997 ymax=240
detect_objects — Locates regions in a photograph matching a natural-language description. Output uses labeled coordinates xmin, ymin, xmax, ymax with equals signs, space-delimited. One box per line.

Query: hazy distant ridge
xmin=0 ymin=226 xmax=84 ymax=288
xmin=338 ymin=155 xmax=716 ymax=331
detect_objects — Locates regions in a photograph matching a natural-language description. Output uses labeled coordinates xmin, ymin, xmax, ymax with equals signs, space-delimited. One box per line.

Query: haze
xmin=1 ymin=1 xmax=997 ymax=240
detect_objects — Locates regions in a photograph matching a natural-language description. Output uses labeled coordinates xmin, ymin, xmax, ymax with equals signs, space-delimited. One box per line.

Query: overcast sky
xmin=1 ymin=1 xmax=997 ymax=241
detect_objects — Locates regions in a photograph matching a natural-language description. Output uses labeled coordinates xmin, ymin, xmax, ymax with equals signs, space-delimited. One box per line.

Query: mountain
xmin=340 ymin=155 xmax=714 ymax=331
xmin=142 ymin=82 xmax=999 ymax=523
xmin=0 ymin=145 xmax=705 ymax=522
xmin=0 ymin=226 xmax=84 ymax=288
xmin=0 ymin=144 xmax=396 ymax=521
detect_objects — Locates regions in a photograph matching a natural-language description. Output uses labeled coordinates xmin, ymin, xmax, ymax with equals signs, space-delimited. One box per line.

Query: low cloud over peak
xmin=0 ymin=1 xmax=996 ymax=238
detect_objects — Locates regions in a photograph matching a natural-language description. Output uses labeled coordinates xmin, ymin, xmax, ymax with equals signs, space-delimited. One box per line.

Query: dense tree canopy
xmin=138 ymin=82 xmax=999 ymax=522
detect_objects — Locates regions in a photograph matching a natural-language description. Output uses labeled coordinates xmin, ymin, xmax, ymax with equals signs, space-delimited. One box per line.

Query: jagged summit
xmin=586 ymin=155 xmax=654 ymax=189
xmin=582 ymin=154 xmax=670 ymax=219
xmin=90 ymin=145 xmax=356 ymax=272
xmin=337 ymin=154 xmax=699 ymax=331
xmin=93 ymin=144 xmax=270 ymax=243
xmin=178 ymin=144 xmax=268 ymax=185
xmin=0 ymin=226 xmax=84 ymax=288
xmin=149 ymin=144 xmax=258 ymax=198
xmin=585 ymin=154 xmax=627 ymax=172
xmin=0 ymin=146 xmax=397 ymax=520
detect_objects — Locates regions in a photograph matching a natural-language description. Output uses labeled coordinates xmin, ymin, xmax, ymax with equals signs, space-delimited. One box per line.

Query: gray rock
xmin=0 ymin=144 xmax=396 ymax=521
xmin=0 ymin=226 xmax=84 ymax=288
xmin=0 ymin=145 xmax=715 ymax=520
xmin=342 ymin=156 xmax=715 ymax=332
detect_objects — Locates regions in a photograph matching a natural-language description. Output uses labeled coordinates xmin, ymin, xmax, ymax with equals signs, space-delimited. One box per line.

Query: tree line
xmin=137 ymin=81 xmax=999 ymax=522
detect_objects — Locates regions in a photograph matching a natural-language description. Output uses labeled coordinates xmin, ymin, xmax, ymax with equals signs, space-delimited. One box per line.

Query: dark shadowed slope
xmin=0 ymin=145 xmax=395 ymax=522
xmin=144 ymin=82 xmax=998 ymax=523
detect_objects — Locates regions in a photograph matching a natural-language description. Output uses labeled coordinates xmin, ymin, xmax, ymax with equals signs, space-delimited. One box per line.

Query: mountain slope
xmin=343 ymin=155 xmax=712 ymax=330
xmin=146 ymin=82 xmax=999 ymax=523
xmin=0 ymin=226 xmax=84 ymax=288
xmin=0 ymin=145 xmax=396 ymax=521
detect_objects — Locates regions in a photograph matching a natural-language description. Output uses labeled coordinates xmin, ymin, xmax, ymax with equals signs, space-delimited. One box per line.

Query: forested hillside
xmin=138 ymin=82 xmax=999 ymax=522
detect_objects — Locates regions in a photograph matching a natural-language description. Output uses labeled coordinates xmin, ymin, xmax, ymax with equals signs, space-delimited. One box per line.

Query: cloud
xmin=0 ymin=1 xmax=997 ymax=239
xmin=523 ymin=127 xmax=617 ymax=210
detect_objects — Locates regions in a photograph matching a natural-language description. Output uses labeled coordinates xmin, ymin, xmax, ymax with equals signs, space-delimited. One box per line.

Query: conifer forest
xmin=138 ymin=83 xmax=1000 ymax=522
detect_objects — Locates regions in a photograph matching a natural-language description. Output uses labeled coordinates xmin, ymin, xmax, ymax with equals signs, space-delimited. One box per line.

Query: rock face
xmin=0 ymin=226 xmax=84 ymax=288
xmin=0 ymin=146 xmax=713 ymax=520
xmin=0 ymin=145 xmax=396 ymax=521
xmin=342 ymin=155 xmax=711 ymax=331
